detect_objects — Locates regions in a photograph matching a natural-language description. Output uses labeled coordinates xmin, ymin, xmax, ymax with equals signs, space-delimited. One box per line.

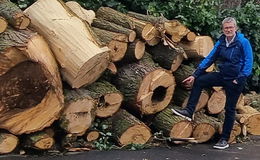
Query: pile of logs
xmin=0 ymin=0 xmax=260 ymax=155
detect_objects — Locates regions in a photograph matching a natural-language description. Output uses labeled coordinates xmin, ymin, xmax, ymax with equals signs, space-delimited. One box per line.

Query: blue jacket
xmin=193 ymin=32 xmax=253 ymax=80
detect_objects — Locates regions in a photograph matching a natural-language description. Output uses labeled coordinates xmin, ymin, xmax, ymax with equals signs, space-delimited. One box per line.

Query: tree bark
xmin=25 ymin=0 xmax=110 ymax=88
xmin=0 ymin=0 xmax=30 ymax=29
xmin=92 ymin=18 xmax=136 ymax=42
xmin=173 ymin=64 xmax=195 ymax=84
xmin=120 ymin=39 xmax=145 ymax=63
xmin=114 ymin=53 xmax=175 ymax=115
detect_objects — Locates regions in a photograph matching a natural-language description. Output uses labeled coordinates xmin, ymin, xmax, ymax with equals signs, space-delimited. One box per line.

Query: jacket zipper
xmin=230 ymin=48 xmax=235 ymax=60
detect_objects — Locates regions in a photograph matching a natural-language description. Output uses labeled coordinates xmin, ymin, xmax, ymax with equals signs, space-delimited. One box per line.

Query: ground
xmin=1 ymin=135 xmax=260 ymax=160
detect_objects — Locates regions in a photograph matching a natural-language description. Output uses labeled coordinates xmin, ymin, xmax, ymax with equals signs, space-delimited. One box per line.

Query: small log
xmin=0 ymin=0 xmax=30 ymax=29
xmin=152 ymin=105 xmax=193 ymax=138
xmin=92 ymin=27 xmax=128 ymax=62
xmin=146 ymin=42 xmax=185 ymax=72
xmin=0 ymin=16 xmax=7 ymax=33
xmin=85 ymin=130 xmax=100 ymax=142
xmin=60 ymin=88 xmax=97 ymax=136
xmin=182 ymin=90 xmax=209 ymax=112
xmin=193 ymin=111 xmax=220 ymax=143
xmin=183 ymin=31 xmax=196 ymax=42
xmin=96 ymin=7 xmax=159 ymax=42
xmin=85 ymin=80 xmax=123 ymax=118
xmin=103 ymin=109 xmax=152 ymax=146
xmin=24 ymin=129 xmax=54 ymax=150
xmin=92 ymin=18 xmax=136 ymax=42
xmin=179 ymin=36 xmax=214 ymax=58
xmin=244 ymin=92 xmax=260 ymax=110
xmin=65 ymin=1 xmax=95 ymax=24
xmin=114 ymin=53 xmax=175 ymax=115
xmin=0 ymin=132 xmax=18 ymax=154
xmin=25 ymin=0 xmax=110 ymax=88
xmin=207 ymin=89 xmax=226 ymax=114
xmin=0 ymin=29 xmax=63 ymax=135
xmin=127 ymin=11 xmax=168 ymax=25
xmin=236 ymin=105 xmax=260 ymax=135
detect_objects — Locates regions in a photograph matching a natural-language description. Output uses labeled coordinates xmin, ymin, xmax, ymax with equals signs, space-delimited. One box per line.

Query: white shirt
xmin=225 ymin=33 xmax=236 ymax=47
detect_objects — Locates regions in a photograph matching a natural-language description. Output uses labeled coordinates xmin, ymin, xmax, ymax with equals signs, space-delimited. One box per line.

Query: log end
xmin=0 ymin=133 xmax=19 ymax=154
xmin=170 ymin=120 xmax=193 ymax=138
xmin=192 ymin=123 xmax=216 ymax=143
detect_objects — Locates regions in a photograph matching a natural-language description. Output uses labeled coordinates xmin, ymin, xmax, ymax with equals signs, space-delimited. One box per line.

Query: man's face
xmin=222 ymin=22 xmax=237 ymax=38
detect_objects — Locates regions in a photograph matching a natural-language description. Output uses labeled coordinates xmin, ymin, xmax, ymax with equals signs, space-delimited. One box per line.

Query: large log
xmin=127 ymin=11 xmax=168 ymax=25
xmin=60 ymin=88 xmax=97 ymax=136
xmin=102 ymin=109 xmax=152 ymax=146
xmin=0 ymin=0 xmax=30 ymax=29
xmin=0 ymin=28 xmax=63 ymax=135
xmin=179 ymin=36 xmax=214 ymax=58
xmin=85 ymin=80 xmax=123 ymax=118
xmin=114 ymin=53 xmax=175 ymax=115
xmin=146 ymin=42 xmax=185 ymax=72
xmin=173 ymin=64 xmax=195 ymax=84
xmin=0 ymin=132 xmax=18 ymax=154
xmin=152 ymin=105 xmax=193 ymax=139
xmin=24 ymin=0 xmax=110 ymax=88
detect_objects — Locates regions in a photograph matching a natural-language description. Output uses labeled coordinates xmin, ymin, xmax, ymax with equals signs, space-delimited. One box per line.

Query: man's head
xmin=222 ymin=17 xmax=237 ymax=39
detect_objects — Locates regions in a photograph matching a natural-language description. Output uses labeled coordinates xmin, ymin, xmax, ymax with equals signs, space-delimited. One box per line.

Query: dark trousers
xmin=185 ymin=72 xmax=245 ymax=140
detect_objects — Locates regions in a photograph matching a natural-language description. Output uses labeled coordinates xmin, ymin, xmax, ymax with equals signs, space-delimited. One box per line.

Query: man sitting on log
xmin=172 ymin=17 xmax=253 ymax=149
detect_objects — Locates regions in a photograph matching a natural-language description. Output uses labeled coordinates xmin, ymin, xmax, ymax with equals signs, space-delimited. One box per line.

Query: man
xmin=172 ymin=17 xmax=253 ymax=149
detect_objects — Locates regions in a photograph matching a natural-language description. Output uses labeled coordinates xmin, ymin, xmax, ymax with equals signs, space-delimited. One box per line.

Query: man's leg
xmin=185 ymin=72 xmax=224 ymax=115
xmin=172 ymin=72 xmax=223 ymax=120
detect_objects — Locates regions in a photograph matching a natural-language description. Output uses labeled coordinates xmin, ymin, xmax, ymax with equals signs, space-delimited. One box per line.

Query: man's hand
xmin=182 ymin=76 xmax=195 ymax=89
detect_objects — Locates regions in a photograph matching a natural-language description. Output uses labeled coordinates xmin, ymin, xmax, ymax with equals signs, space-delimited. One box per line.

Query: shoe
xmin=171 ymin=108 xmax=193 ymax=121
xmin=213 ymin=139 xmax=229 ymax=149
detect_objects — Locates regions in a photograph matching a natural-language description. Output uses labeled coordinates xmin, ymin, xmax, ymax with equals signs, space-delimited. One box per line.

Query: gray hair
xmin=222 ymin=17 xmax=237 ymax=27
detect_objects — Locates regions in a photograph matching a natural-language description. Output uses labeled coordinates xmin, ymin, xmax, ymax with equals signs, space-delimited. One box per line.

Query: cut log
xmin=244 ymin=92 xmax=260 ymax=110
xmin=85 ymin=80 xmax=123 ymax=118
xmin=0 ymin=16 xmax=7 ymax=33
xmin=172 ymin=87 xmax=209 ymax=112
xmin=193 ymin=111 xmax=220 ymax=143
xmin=120 ymin=39 xmax=145 ymax=63
xmin=25 ymin=0 xmax=110 ymax=88
xmin=60 ymin=88 xmax=97 ymax=136
xmin=114 ymin=53 xmax=175 ymax=115
xmin=179 ymin=36 xmax=214 ymax=58
xmin=65 ymin=1 xmax=95 ymax=25
xmin=24 ymin=129 xmax=54 ymax=150
xmin=164 ymin=20 xmax=189 ymax=43
xmin=236 ymin=105 xmax=260 ymax=135
xmin=127 ymin=11 xmax=168 ymax=25
xmin=207 ymin=89 xmax=226 ymax=114
xmin=102 ymin=109 xmax=151 ymax=146
xmin=0 ymin=28 xmax=63 ymax=135
xmin=0 ymin=0 xmax=30 ymax=29
xmin=92 ymin=18 xmax=136 ymax=42
xmin=183 ymin=31 xmax=196 ymax=42
xmin=146 ymin=42 xmax=185 ymax=72
xmin=96 ymin=7 xmax=159 ymax=42
xmin=152 ymin=105 xmax=193 ymax=138
xmin=92 ymin=27 xmax=128 ymax=62
xmin=0 ymin=132 xmax=18 ymax=154
xmin=85 ymin=130 xmax=100 ymax=142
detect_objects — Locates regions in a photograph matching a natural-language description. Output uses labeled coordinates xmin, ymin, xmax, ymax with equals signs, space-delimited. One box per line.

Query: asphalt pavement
xmin=1 ymin=136 xmax=260 ymax=160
